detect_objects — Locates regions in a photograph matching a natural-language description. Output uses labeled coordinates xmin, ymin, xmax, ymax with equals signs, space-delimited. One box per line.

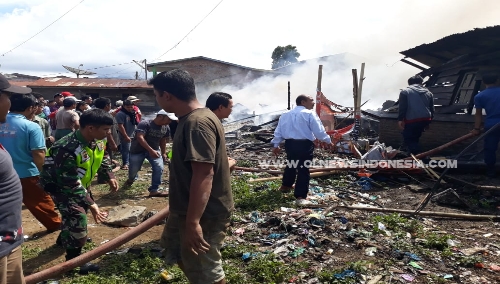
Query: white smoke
xmin=194 ymin=52 xmax=418 ymax=124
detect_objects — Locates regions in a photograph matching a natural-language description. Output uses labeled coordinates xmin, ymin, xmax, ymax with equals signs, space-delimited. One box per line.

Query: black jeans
xmin=282 ymin=139 xmax=314 ymax=199
xmin=402 ymin=121 xmax=430 ymax=154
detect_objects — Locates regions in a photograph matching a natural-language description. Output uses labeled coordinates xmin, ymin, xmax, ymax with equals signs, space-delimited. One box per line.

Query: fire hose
xmin=25 ymin=206 xmax=170 ymax=284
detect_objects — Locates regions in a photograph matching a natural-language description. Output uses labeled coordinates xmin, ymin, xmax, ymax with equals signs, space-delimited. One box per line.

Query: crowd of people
xmin=0 ymin=70 xmax=241 ymax=283
xmin=2 ymin=69 xmax=498 ymax=283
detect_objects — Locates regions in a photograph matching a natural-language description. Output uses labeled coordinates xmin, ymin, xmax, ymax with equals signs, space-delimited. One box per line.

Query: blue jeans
xmin=128 ymin=150 xmax=164 ymax=192
xmin=120 ymin=142 xmax=131 ymax=166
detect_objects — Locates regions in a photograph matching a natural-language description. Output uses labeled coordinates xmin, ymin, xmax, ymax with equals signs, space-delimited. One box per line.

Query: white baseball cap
xmin=157 ymin=110 xmax=178 ymax=120
xmin=126 ymin=96 xmax=140 ymax=102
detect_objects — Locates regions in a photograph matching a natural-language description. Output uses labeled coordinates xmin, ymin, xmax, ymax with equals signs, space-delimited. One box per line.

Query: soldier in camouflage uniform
xmin=39 ymin=109 xmax=119 ymax=274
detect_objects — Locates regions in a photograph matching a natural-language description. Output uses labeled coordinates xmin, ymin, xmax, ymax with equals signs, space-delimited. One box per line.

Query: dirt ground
xmin=21 ymin=162 xmax=169 ymax=275
xmin=20 ymin=145 xmax=500 ymax=283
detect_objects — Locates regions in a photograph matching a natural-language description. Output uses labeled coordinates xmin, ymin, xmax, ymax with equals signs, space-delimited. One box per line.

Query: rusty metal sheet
xmin=25 ymin=78 xmax=151 ymax=89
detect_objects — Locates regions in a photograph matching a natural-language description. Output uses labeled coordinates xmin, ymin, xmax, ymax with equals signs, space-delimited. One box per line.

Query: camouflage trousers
xmin=50 ymin=193 xmax=89 ymax=250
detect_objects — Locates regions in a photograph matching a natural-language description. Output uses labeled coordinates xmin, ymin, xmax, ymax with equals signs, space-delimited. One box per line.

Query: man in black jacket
xmin=397 ymin=75 xmax=434 ymax=154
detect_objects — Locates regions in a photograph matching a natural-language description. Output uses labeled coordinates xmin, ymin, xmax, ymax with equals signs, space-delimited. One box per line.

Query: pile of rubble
xmin=223 ymin=171 xmax=500 ymax=283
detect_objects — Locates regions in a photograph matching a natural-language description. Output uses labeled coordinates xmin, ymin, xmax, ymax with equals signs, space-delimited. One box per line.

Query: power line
xmin=151 ymin=0 xmax=225 ymax=63
xmin=10 ymin=0 xmax=223 ymax=78
xmin=1 ymin=0 xmax=86 ymax=57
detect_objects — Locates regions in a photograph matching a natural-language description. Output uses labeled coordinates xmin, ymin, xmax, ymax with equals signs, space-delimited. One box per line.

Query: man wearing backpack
xmin=124 ymin=110 xmax=173 ymax=197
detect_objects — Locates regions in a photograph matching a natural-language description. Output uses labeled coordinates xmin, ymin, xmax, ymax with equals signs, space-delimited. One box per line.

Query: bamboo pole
xmin=316 ymin=65 xmax=323 ymax=117
xmin=234 ymin=166 xmax=283 ymax=175
xmin=248 ymin=170 xmax=341 ymax=183
xmin=25 ymin=207 xmax=170 ymax=284
xmin=443 ymin=175 xmax=500 ymax=190
xmin=405 ymin=133 xmax=475 ymax=160
xmin=338 ymin=205 xmax=500 ymax=221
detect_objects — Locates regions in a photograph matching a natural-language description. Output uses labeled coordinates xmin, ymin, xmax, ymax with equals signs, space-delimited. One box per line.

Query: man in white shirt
xmin=271 ymin=95 xmax=333 ymax=206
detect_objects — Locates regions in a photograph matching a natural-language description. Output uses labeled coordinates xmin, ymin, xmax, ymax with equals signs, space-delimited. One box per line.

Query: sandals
xmin=149 ymin=189 xmax=169 ymax=197
xmin=121 ymin=165 xmax=129 ymax=170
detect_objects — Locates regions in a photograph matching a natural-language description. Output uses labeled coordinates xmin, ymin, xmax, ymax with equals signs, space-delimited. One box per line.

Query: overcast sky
xmin=0 ymin=0 xmax=499 ymax=110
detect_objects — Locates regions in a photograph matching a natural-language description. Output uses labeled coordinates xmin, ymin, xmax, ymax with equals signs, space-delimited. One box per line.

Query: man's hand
xmin=272 ymin=147 xmax=281 ymax=157
xmin=471 ymin=128 xmax=481 ymax=136
xmin=228 ymin=157 xmax=237 ymax=171
xmin=108 ymin=179 xmax=119 ymax=192
xmin=149 ymin=149 xmax=160 ymax=159
xmin=398 ymin=121 xmax=405 ymax=130
xmin=162 ymin=153 xmax=168 ymax=163
xmin=124 ymin=136 xmax=131 ymax=142
xmin=184 ymin=222 xmax=210 ymax=255
xmin=89 ymin=203 xmax=108 ymax=223
xmin=48 ymin=136 xmax=55 ymax=143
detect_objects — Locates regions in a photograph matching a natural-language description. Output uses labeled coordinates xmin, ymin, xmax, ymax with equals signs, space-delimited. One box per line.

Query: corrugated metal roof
xmin=25 ymin=78 xmax=151 ymax=89
xmin=147 ymin=56 xmax=275 ymax=73
xmin=400 ymin=25 xmax=500 ymax=68
xmin=7 ymin=81 xmax=36 ymax=87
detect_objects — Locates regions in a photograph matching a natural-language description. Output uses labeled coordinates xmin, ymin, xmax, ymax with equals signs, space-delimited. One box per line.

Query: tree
xmin=271 ymin=45 xmax=300 ymax=69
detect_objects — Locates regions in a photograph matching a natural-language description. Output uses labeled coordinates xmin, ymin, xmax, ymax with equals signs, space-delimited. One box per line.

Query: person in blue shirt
xmin=0 ymin=73 xmax=31 ymax=284
xmin=471 ymin=71 xmax=500 ymax=177
xmin=0 ymin=93 xmax=62 ymax=232
xmin=271 ymin=95 xmax=333 ymax=206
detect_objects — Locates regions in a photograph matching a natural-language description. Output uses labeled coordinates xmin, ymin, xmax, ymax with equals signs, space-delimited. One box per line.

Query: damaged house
xmin=364 ymin=25 xmax=500 ymax=159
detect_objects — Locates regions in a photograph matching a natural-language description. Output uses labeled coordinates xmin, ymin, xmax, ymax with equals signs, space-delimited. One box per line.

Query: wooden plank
xmin=434 ymin=98 xmax=453 ymax=105
xmin=428 ymin=85 xmax=456 ymax=94
xmin=433 ymin=92 xmax=454 ymax=99
xmin=435 ymin=74 xmax=460 ymax=84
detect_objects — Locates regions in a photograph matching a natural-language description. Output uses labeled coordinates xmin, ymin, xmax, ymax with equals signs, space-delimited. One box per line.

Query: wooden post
xmin=352 ymin=63 xmax=365 ymax=141
xmin=287 ymin=81 xmax=291 ymax=110
xmin=316 ymin=65 xmax=323 ymax=117
xmin=351 ymin=69 xmax=359 ymax=140
xmin=144 ymin=59 xmax=148 ymax=80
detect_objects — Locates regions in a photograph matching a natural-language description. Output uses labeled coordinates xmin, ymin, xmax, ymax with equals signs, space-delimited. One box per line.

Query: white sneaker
xmin=295 ymin=199 xmax=312 ymax=207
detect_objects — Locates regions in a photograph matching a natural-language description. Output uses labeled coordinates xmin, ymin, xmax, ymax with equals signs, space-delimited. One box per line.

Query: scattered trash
xmin=159 ymin=269 xmax=173 ymax=281
xmin=334 ymin=269 xmax=356 ymax=279
xmin=446 ymin=239 xmax=460 ymax=247
xmin=401 ymin=274 xmax=415 ymax=282
xmin=268 ymin=233 xmax=284 ymax=239
xmin=365 ymin=247 xmax=377 ymax=256
xmin=242 ymin=252 xmax=259 ymax=261
xmin=490 ymin=264 xmax=500 ymax=271
xmin=234 ymin=228 xmax=245 ymax=235
xmin=289 ymin=247 xmax=305 ymax=258
xmin=409 ymin=261 xmax=423 ymax=270
xmin=250 ymin=211 xmax=263 ymax=223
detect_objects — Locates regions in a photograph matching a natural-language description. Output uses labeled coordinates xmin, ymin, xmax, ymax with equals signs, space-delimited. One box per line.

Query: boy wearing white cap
xmin=124 ymin=110 xmax=176 ymax=197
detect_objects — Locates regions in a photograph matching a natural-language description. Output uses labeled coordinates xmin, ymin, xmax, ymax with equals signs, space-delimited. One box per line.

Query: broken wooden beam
xmin=338 ymin=205 xmax=500 ymax=221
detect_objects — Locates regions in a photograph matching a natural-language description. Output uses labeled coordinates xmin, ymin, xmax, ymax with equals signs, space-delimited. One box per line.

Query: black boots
xmin=65 ymin=247 xmax=100 ymax=275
